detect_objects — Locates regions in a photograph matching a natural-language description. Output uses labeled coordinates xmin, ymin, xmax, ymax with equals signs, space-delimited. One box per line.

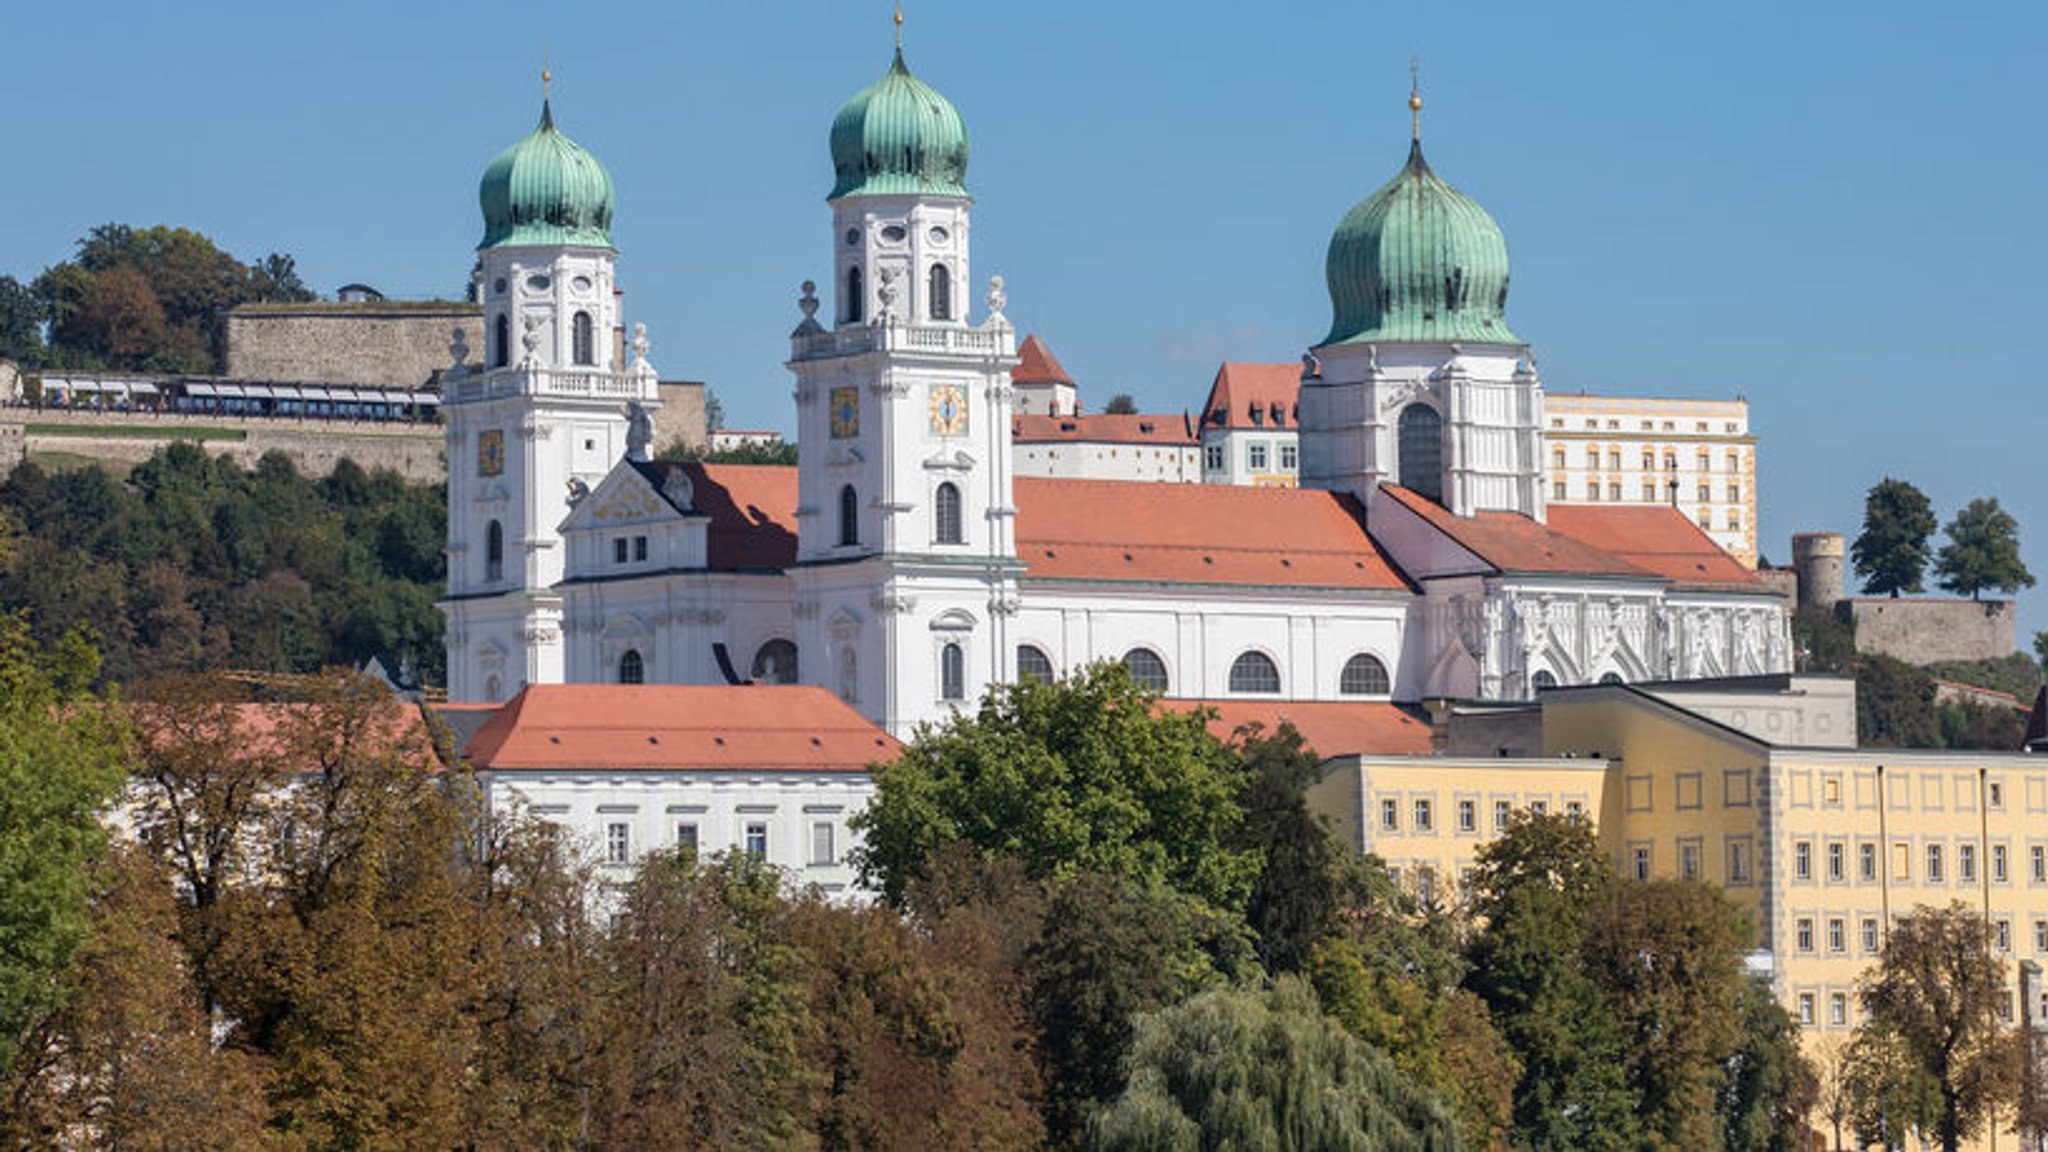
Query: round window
xmin=845 ymin=228 xmax=861 ymax=246
xmin=881 ymin=224 xmax=907 ymax=243
xmin=928 ymin=226 xmax=950 ymax=244
xmin=525 ymin=274 xmax=552 ymax=292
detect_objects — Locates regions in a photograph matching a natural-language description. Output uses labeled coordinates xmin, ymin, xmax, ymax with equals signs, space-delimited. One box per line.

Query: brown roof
xmin=1012 ymin=413 xmax=1196 ymax=446
xmin=1201 ymin=362 xmax=1301 ymax=430
xmin=462 ymin=684 xmax=901 ymax=772
xmin=637 ymin=462 xmax=798 ymax=571
xmin=1013 ymin=334 xmax=1073 ymax=385
xmin=1014 ymin=477 xmax=1411 ymax=590
xmin=1381 ymin=486 xmax=1761 ymax=590
xmin=1168 ymin=699 xmax=1433 ymax=757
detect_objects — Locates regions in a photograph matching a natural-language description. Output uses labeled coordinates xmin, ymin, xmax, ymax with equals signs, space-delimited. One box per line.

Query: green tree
xmin=1852 ymin=478 xmax=1938 ymax=597
xmin=0 ymin=618 xmax=130 ymax=1077
xmin=1857 ymin=655 xmax=1940 ymax=748
xmin=1721 ymin=978 xmax=1818 ymax=1152
xmin=2034 ymin=629 xmax=2048 ymax=676
xmin=854 ymin=661 xmax=1255 ymax=912
xmin=1791 ymin=604 xmax=1856 ymax=673
xmin=1844 ymin=1023 xmax=1941 ymax=1151
xmin=1102 ymin=393 xmax=1139 ymax=415
xmin=1858 ymin=903 xmax=2019 ymax=1152
xmin=1229 ymin=721 xmax=1342 ymax=975
xmin=657 ymin=437 xmax=800 ymax=465
xmin=0 ymin=275 xmax=45 ymax=365
xmin=1935 ymin=497 xmax=2035 ymax=600
xmin=1087 ymin=976 xmax=1462 ymax=1152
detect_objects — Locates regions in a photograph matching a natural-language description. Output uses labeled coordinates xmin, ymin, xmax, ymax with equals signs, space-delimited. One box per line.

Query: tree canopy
xmin=1852 ymin=478 xmax=1938 ymax=597
xmin=1934 ymin=496 xmax=2035 ymax=600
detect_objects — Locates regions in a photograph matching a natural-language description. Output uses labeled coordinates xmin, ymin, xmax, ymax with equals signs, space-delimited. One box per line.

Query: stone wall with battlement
xmin=226 ymin=302 xmax=482 ymax=389
xmin=0 ymin=410 xmax=443 ymax=483
xmin=1842 ymin=597 xmax=2015 ymax=665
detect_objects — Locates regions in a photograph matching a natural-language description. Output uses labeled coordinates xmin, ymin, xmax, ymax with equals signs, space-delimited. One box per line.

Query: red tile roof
xmin=1381 ymin=486 xmax=1762 ymax=590
xmin=1013 ymin=334 xmax=1073 ymax=385
xmin=640 ymin=462 xmax=799 ymax=571
xmin=1168 ymin=699 xmax=1434 ymax=758
xmin=1014 ymin=477 xmax=1411 ymax=590
xmin=462 ymin=684 xmax=901 ymax=772
xmin=1201 ymin=362 xmax=1301 ymax=430
xmin=1012 ymin=413 xmax=1197 ymax=446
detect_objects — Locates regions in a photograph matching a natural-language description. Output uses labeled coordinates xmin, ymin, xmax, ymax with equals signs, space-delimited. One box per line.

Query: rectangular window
xmin=1894 ymin=842 xmax=1912 ymax=881
xmin=1585 ymin=480 xmax=1600 ymax=501
xmin=1641 ymin=450 xmax=1655 ymax=469
xmin=1827 ymin=842 xmax=1845 ymax=882
xmin=1927 ymin=844 xmax=1945 ymax=883
xmin=1554 ymin=480 xmax=1569 ymax=500
xmin=1528 ymin=800 xmax=1548 ymax=816
xmin=2035 ymin=845 xmax=2046 ymax=883
xmin=1823 ymin=776 xmax=1843 ymax=806
xmin=744 ymin=821 xmax=768 ymax=859
xmin=613 ymin=537 xmax=629 ymax=564
xmin=1493 ymin=800 xmax=1512 ymax=831
xmin=606 ymin=822 xmax=631 ymax=866
xmin=1565 ymin=799 xmax=1584 ymax=819
xmin=1586 ymin=446 xmax=1600 ymax=467
xmin=1607 ymin=451 xmax=1621 ymax=470
xmin=1248 ymin=443 xmax=1269 ymax=470
xmin=1679 ymin=841 xmax=1701 ymax=881
xmin=1413 ymin=798 xmax=1433 ymax=832
xmin=1990 ymin=780 xmax=2006 ymax=809
xmin=1416 ymin=867 xmax=1436 ymax=906
xmin=1727 ymin=483 xmax=1742 ymax=503
xmin=1859 ymin=842 xmax=1878 ymax=882
xmin=1553 ymin=448 xmax=1567 ymax=468
xmin=1697 ymin=483 xmax=1712 ymax=502
xmin=1727 ymin=840 xmax=1750 ymax=884
xmin=1641 ymin=482 xmax=1658 ymax=501
xmin=1798 ymin=993 xmax=1816 ymax=1026
xmin=1863 ymin=918 xmax=1880 ymax=953
xmin=1794 ymin=841 xmax=1813 ymax=881
xmin=1828 ymin=918 xmax=1846 ymax=953
xmin=1608 ymin=482 xmax=1622 ymax=501
xmin=1631 ymin=845 xmax=1651 ymax=881
xmin=811 ymin=821 xmax=836 ymax=866
xmin=1996 ymin=919 xmax=2012 ymax=952
xmin=1960 ymin=844 xmax=1977 ymax=883
xmin=633 ymin=535 xmax=648 ymax=562
xmin=675 ymin=822 xmax=699 ymax=861
xmin=1797 ymin=918 xmax=1814 ymax=951
xmin=1457 ymin=799 xmax=1476 ymax=833
xmin=1996 ymin=844 xmax=2010 ymax=883
xmin=1279 ymin=443 xmax=1298 ymax=470
xmin=2036 ymin=920 xmax=2048 ymax=953
xmin=1204 ymin=444 xmax=1224 ymax=471
xmin=1830 ymin=993 xmax=1848 ymax=1027
xmin=1381 ymin=798 xmax=1399 ymax=832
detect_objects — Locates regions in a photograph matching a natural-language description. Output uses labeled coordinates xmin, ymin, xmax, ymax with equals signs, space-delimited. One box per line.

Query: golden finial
xmin=542 ymin=66 xmax=552 ymax=100
xmin=894 ymin=5 xmax=904 ymax=48
xmin=1409 ymin=57 xmax=1422 ymax=141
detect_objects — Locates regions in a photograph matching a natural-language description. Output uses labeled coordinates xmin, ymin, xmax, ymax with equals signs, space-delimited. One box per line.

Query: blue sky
xmin=5 ymin=2 xmax=2045 ymax=645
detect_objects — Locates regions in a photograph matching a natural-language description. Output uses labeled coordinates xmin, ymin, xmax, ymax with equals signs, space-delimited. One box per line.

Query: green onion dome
xmin=1323 ymin=139 xmax=1519 ymax=346
xmin=478 ymin=100 xmax=616 ymax=250
xmin=828 ymin=49 xmax=970 ymax=200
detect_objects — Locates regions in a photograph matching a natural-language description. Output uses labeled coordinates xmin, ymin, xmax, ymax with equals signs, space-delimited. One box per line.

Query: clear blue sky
xmin=5 ymin=2 xmax=2044 ymax=646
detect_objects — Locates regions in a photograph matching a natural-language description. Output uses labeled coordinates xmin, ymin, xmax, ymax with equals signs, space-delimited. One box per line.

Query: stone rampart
xmin=226 ymin=302 xmax=482 ymax=389
xmin=1 ymin=410 xmax=444 ymax=483
xmin=1843 ymin=597 xmax=2015 ymax=665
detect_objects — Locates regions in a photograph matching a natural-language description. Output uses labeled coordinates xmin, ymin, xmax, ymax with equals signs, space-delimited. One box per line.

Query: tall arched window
xmin=485 ymin=519 xmax=504 ymax=582
xmin=618 ymin=649 xmax=644 ymax=684
xmin=1229 ymin=651 xmax=1282 ymax=694
xmin=845 ymin=265 xmax=864 ymax=324
xmin=940 ymin=642 xmax=965 ymax=700
xmin=1339 ymin=653 xmax=1391 ymax=696
xmin=1397 ymin=404 xmax=1443 ymax=502
xmin=928 ymin=263 xmax=952 ymax=321
xmin=839 ymin=647 xmax=859 ymax=703
xmin=752 ymin=639 xmax=798 ymax=685
xmin=933 ymin=482 xmax=962 ymax=544
xmin=493 ymin=313 xmax=510 ymax=368
xmin=572 ymin=311 xmax=595 ymax=366
xmin=1016 ymin=645 xmax=1054 ymax=683
xmin=838 ymin=485 xmax=859 ymax=547
xmin=1122 ymin=648 xmax=1169 ymax=692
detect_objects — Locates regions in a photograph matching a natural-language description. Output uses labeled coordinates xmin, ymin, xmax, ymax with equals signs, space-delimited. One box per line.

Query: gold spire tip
xmin=894 ymin=5 xmax=904 ymax=47
xmin=1408 ymin=57 xmax=1422 ymax=140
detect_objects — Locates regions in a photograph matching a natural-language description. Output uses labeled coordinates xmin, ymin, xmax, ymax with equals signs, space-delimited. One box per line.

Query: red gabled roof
xmin=1013 ymin=334 xmax=1073 ymax=385
xmin=1012 ymin=413 xmax=1196 ymax=446
xmin=1014 ymin=477 xmax=1411 ymax=591
xmin=1380 ymin=485 xmax=1762 ymax=590
xmin=643 ymin=462 xmax=798 ymax=571
xmin=1168 ymin=699 xmax=1433 ymax=758
xmin=1201 ymin=362 xmax=1301 ymax=430
xmin=462 ymin=684 xmax=901 ymax=772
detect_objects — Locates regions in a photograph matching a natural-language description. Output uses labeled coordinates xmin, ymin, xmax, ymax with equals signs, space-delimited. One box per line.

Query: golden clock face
xmin=928 ymin=385 xmax=968 ymax=437
xmin=830 ymin=387 xmax=860 ymax=439
xmin=478 ymin=429 xmax=505 ymax=476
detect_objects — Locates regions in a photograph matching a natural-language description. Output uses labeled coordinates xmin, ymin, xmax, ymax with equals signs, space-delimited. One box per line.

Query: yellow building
xmin=1309 ymin=676 xmax=2048 ymax=1150
xmin=1544 ymin=394 xmax=1758 ymax=566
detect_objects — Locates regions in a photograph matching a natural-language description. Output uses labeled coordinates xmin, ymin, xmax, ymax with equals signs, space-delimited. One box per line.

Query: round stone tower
xmin=1792 ymin=532 xmax=1845 ymax=610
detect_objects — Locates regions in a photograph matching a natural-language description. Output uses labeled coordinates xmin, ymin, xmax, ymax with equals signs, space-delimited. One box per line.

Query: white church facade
xmin=439 ymin=51 xmax=1792 ymax=738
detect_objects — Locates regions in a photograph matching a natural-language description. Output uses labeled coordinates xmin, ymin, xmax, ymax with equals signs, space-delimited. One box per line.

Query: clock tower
xmin=441 ymin=85 xmax=659 ymax=703
xmin=789 ymin=36 xmax=1020 ymax=735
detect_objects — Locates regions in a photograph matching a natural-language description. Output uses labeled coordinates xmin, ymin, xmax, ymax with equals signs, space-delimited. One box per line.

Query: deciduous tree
xmin=1935 ymin=496 xmax=2035 ymax=600
xmin=1852 ymin=478 xmax=1938 ymax=597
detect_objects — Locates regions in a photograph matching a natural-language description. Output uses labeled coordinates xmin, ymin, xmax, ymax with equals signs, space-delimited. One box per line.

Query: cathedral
xmin=438 ymin=44 xmax=1793 ymax=737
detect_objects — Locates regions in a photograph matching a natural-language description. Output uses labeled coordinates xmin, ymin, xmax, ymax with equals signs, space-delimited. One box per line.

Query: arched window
xmin=838 ymin=485 xmax=859 ymax=547
xmin=1016 ymin=645 xmax=1054 ymax=683
xmin=752 ymin=639 xmax=798 ymax=684
xmin=940 ymin=642 xmax=965 ymax=701
xmin=1229 ymin=651 xmax=1282 ymax=694
xmin=618 ymin=649 xmax=644 ymax=685
xmin=1122 ymin=648 xmax=1169 ymax=692
xmin=1531 ymin=670 xmax=1558 ymax=691
xmin=485 ymin=519 xmax=504 ymax=582
xmin=933 ymin=482 xmax=962 ymax=544
xmin=928 ymin=263 xmax=952 ymax=321
xmin=1397 ymin=404 xmax=1443 ymax=502
xmin=1598 ymin=671 xmax=1624 ymax=685
xmin=493 ymin=313 xmax=510 ymax=368
xmin=845 ymin=265 xmax=864 ymax=324
xmin=572 ymin=311 xmax=595 ymax=366
xmin=839 ymin=647 xmax=859 ymax=703
xmin=1339 ymin=653 xmax=1391 ymax=696
xmin=484 ymin=674 xmax=502 ymax=703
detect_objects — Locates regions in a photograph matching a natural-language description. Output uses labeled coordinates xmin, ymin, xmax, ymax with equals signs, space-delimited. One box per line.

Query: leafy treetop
xmin=1852 ymin=478 xmax=1937 ymax=598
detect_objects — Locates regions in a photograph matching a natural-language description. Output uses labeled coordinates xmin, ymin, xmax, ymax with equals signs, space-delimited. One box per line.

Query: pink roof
xmin=462 ymin=684 xmax=901 ymax=772
xmin=1168 ymin=699 xmax=1433 ymax=757
xmin=1014 ymin=477 xmax=1411 ymax=590
xmin=1201 ymin=363 xmax=1301 ymax=430
xmin=1012 ymin=413 xmax=1196 ymax=446
xmin=1013 ymin=334 xmax=1074 ymax=385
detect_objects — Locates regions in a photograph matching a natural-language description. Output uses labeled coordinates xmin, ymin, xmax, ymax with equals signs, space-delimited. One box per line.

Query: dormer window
xmin=1249 ymin=405 xmax=1264 ymax=427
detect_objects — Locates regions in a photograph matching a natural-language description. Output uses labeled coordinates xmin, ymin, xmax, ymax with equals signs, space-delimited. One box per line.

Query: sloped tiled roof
xmin=634 ymin=462 xmax=798 ymax=571
xmin=1200 ymin=362 xmax=1301 ymax=430
xmin=1013 ymin=334 xmax=1074 ymax=385
xmin=1168 ymin=698 xmax=1434 ymax=758
xmin=1012 ymin=413 xmax=1196 ymax=446
xmin=1381 ymin=485 xmax=1762 ymax=591
xmin=1014 ymin=477 xmax=1411 ymax=591
xmin=462 ymin=684 xmax=901 ymax=772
